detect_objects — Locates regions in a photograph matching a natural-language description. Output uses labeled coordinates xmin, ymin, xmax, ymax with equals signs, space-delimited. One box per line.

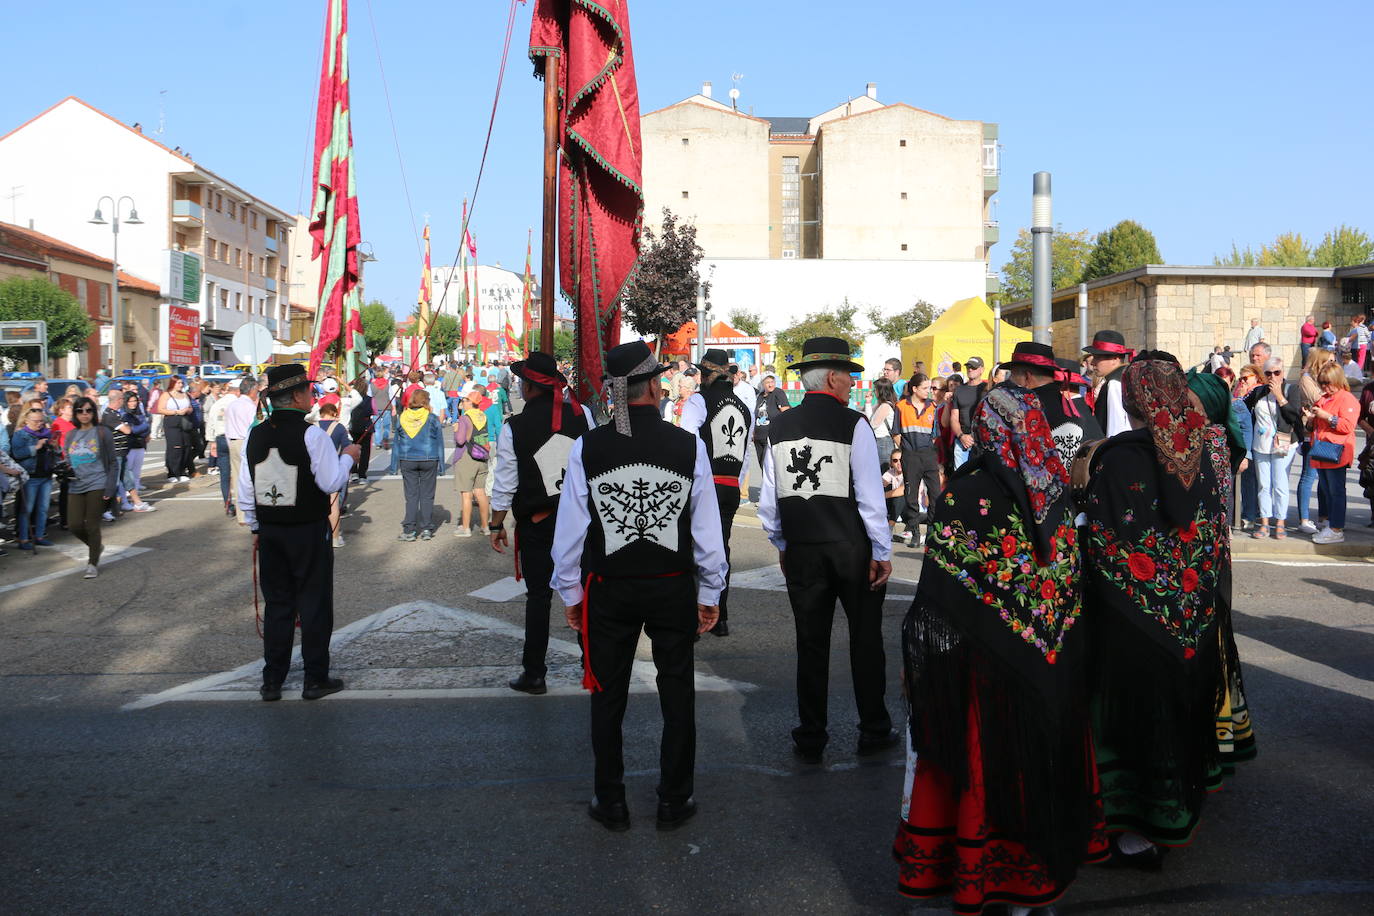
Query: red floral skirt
xmin=893 ymin=718 xmax=1109 ymax=914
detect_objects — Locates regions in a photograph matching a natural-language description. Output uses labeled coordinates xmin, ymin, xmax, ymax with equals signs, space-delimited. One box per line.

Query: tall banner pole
xmin=539 ymin=56 xmax=560 ymax=354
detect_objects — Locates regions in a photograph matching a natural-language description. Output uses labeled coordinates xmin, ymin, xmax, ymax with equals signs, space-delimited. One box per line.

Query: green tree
xmin=867 ymin=301 xmax=938 ymax=344
xmin=622 ymin=208 xmax=707 ymax=342
xmin=552 ymin=328 xmax=574 ymax=364
xmin=360 ymin=300 xmax=396 ymax=359
xmin=1212 ymin=242 xmax=1258 ymax=266
xmin=1259 ymin=232 xmax=1312 ymax=267
xmin=0 ymin=275 xmax=93 ymax=362
xmin=995 ymin=226 xmax=1094 ymax=303
xmin=1081 ymin=219 xmax=1163 ymax=281
xmin=773 ymin=301 xmax=862 ymax=378
xmin=427 ymin=313 xmax=460 ymax=359
xmin=1312 ymin=224 xmax=1374 ymax=267
xmin=727 ymin=308 xmax=764 ymax=336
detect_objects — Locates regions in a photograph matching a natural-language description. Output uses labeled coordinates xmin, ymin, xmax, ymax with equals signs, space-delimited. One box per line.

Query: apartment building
xmin=641 ymin=82 xmax=1000 ymax=364
xmin=0 ymin=97 xmax=294 ymax=366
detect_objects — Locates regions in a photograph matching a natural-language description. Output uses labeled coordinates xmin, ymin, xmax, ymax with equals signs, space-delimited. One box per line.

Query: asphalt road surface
xmin=2 ymin=437 xmax=1372 ymax=913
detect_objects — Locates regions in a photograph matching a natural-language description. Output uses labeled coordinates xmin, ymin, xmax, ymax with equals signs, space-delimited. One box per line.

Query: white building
xmin=0 ymin=97 xmax=295 ymax=365
xmin=430 ymin=263 xmax=536 ymax=342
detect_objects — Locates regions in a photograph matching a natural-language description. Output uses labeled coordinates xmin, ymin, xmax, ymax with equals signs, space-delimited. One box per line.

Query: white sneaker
xmin=332 ymin=535 xmax=346 ymax=548
xmin=454 ymin=527 xmax=473 ymax=538
xmin=1317 ymin=520 xmax=1331 ymax=532
xmin=132 ymin=502 xmax=156 ymax=512
xmin=1313 ymin=529 xmax=1345 ymax=544
xmin=208 ymin=467 xmax=220 ymax=475
xmin=101 ymin=511 xmax=115 ymax=522
xmin=1298 ymin=519 xmax=1318 ymax=534
xmin=83 ymin=564 xmax=98 ymax=579
xmin=905 ymin=529 xmax=917 ymax=547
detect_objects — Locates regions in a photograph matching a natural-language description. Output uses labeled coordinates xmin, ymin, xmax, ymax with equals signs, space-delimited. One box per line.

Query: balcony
xmin=983 ymin=170 xmax=999 ymax=194
xmin=264 ymin=235 xmax=278 ymax=255
xmin=983 ymin=220 xmax=1000 ymax=245
xmin=264 ymin=276 xmax=277 ymax=293
xmin=172 ymin=200 xmax=203 ymax=225
xmin=985 ymin=272 xmax=1001 ymax=295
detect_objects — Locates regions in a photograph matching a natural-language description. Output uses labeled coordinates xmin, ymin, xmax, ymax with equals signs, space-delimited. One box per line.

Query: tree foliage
xmin=867 ymin=301 xmax=938 ymax=344
xmin=427 ymin=313 xmax=460 ymax=359
xmin=1081 ymin=220 xmax=1163 ymax=281
xmin=727 ymin=308 xmax=764 ymax=337
xmin=1212 ymin=243 xmax=1259 ymax=267
xmin=552 ymin=328 xmax=574 ymax=364
xmin=621 ymin=208 xmax=707 ymax=342
xmin=1258 ymin=232 xmax=1312 ymax=267
xmin=360 ymin=301 xmax=396 ymax=359
xmin=1312 ymin=224 xmax=1374 ymax=267
xmin=773 ymin=301 xmax=862 ymax=378
xmin=0 ymin=275 xmax=93 ymax=362
xmin=996 ymin=226 xmax=1094 ymax=303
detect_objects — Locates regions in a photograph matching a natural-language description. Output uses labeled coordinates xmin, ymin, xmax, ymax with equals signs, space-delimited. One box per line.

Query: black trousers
xmin=901 ymin=447 xmax=941 ymax=529
xmin=713 ymin=483 xmax=740 ymax=623
xmin=353 ymin=428 xmax=372 ymax=480
xmin=783 ymin=539 xmax=891 ymax=752
xmin=258 ymin=519 xmax=334 ymax=686
xmin=165 ymin=424 xmax=192 ymax=477
xmin=400 ymin=459 xmax=438 ymax=534
xmin=587 ymin=574 xmax=697 ymax=806
xmin=516 ymin=513 xmax=556 ymax=677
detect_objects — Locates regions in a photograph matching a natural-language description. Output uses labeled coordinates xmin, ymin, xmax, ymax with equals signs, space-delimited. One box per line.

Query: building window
xmin=899 ymin=139 xmax=907 ymax=147
xmin=97 ymin=282 xmax=109 ymax=317
xmin=248 ymin=254 xmax=255 ymax=273
xmin=900 ymin=192 xmax=908 ymax=200
xmin=241 ymin=207 xmax=247 ymax=224
xmin=901 ymin=243 xmax=908 ymax=251
xmin=206 ymin=235 xmax=215 ymax=258
xmin=234 ymin=248 xmax=242 ymax=268
xmin=781 ymin=155 xmax=801 ymax=259
xmin=250 ymin=211 xmax=257 ymax=229
xmin=681 ymin=137 xmax=689 ymax=146
xmin=228 ymin=200 xmax=236 ymax=220
xmin=1343 ymin=279 xmax=1374 ymax=305
xmin=983 ymin=142 xmax=999 ymax=174
xmin=175 ymin=232 xmax=187 ymax=249
xmin=235 ymin=292 xmax=242 ymax=311
xmin=214 ymin=193 xmax=222 ymax=211
xmin=681 ymin=190 xmax=689 ymax=198
xmin=219 ymin=289 xmax=229 ymax=311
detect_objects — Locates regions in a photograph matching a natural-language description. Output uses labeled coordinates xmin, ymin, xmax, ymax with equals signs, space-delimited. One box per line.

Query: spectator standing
xmin=664 ymin=373 xmax=697 ymax=426
xmin=751 ymin=372 xmax=790 ymax=473
xmin=947 ymin=356 xmax=988 ymax=466
xmin=147 ymin=383 xmax=164 ymax=440
xmin=1245 ymin=357 xmax=1301 ymax=539
xmin=451 ymin=383 xmax=491 ymax=538
xmin=1347 ymin=315 xmax=1370 ymax=373
xmin=159 ymin=377 xmax=195 ymax=482
xmin=205 ymin=383 xmax=236 ymax=515
xmin=441 ymin=361 xmax=466 ymax=421
xmin=99 ymin=391 xmax=132 ymax=521
xmin=1339 ymin=347 xmax=1363 ymax=384
xmin=1306 ymin=362 xmax=1360 ymax=544
xmin=881 ymin=357 xmax=905 ymax=398
xmin=348 ymin=378 xmax=375 ymax=482
xmin=119 ymin=383 xmax=154 ymax=514
xmin=1232 ymin=365 xmax=1261 ymax=529
xmin=422 ymin=373 xmax=449 ymax=424
xmin=1300 ymin=315 xmax=1319 ymax=366
xmin=63 ymin=397 xmax=119 ymax=578
xmin=1357 ymin=378 xmax=1374 ymax=527
xmin=10 ymin=407 xmax=56 ymax=550
xmin=50 ymin=398 xmax=76 ymax=527
xmin=394 ymin=388 xmax=444 ymax=541
xmin=316 ymin=402 xmax=352 ymax=547
xmin=894 ymin=373 xmax=939 ymax=547
xmin=1319 ymin=321 xmax=1338 ymax=349
xmin=223 ymin=379 xmax=260 ymax=523
xmin=1295 ymin=348 xmax=1335 ymax=533
xmin=1242 ymin=317 xmax=1265 ymax=352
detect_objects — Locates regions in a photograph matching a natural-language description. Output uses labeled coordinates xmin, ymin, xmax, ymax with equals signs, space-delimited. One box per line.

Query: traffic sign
xmin=231 ymin=322 xmax=275 ymax=369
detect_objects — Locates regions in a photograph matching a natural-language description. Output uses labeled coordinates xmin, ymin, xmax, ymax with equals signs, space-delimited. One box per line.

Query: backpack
xmin=467 ymin=420 xmax=490 ymax=461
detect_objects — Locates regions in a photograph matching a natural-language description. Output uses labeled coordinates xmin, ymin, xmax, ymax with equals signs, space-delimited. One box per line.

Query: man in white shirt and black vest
xmin=237 ymin=364 xmax=360 ymax=702
xmin=679 ymin=348 xmax=752 ymax=637
xmin=757 ymin=337 xmax=899 ymax=765
xmin=489 ymin=351 xmax=595 ymax=695
xmin=1083 ymin=330 xmax=1133 ymax=437
xmin=998 ymin=341 xmax=1104 ymax=465
xmin=552 ymin=341 xmax=729 ymax=832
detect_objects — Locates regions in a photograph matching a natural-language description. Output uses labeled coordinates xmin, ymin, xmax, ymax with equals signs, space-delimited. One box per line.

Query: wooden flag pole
xmin=539 ymin=55 xmax=559 ymax=354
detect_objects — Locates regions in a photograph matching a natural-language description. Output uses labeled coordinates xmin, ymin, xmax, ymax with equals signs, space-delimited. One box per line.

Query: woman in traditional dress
xmin=1082 ymin=353 xmax=1253 ymax=868
xmin=895 ymin=386 xmax=1107 ymax=915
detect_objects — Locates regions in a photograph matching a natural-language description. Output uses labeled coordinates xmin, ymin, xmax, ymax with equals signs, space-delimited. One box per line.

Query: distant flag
xmin=503 ymin=316 xmax=518 ymax=358
xmin=471 ymin=234 xmax=482 ymax=363
xmin=417 ymin=222 xmax=432 ymax=363
xmin=520 ymin=227 xmax=533 ymax=355
xmin=308 ymin=0 xmax=364 ymax=383
xmin=460 ymin=199 xmax=474 ymax=350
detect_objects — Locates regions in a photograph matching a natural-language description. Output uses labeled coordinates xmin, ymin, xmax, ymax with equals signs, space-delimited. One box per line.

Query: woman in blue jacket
xmin=394 ymin=388 xmax=445 ymax=540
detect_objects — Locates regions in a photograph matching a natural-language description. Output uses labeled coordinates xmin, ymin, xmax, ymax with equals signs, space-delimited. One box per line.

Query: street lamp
xmin=90 ymin=196 xmax=143 ymax=372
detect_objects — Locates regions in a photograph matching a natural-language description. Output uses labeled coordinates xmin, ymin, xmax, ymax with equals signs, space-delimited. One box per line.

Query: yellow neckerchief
xmin=399 ymin=406 xmax=430 ymax=439
xmin=463 ymin=407 xmax=488 ymax=434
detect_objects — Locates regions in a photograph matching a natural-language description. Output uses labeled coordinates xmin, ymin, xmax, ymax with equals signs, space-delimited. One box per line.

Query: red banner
xmin=168 ymin=306 xmax=201 ymax=365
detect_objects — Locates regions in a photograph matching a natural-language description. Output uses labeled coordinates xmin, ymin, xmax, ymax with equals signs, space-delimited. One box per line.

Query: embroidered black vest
xmin=1031 ymin=382 xmax=1104 ymax=466
xmin=698 ymin=380 xmax=752 ymax=481
xmin=1093 ymin=364 xmax=1127 ymax=430
xmin=246 ymin=409 xmax=331 ymax=525
xmin=580 ymin=404 xmax=696 ymax=578
xmin=766 ymin=392 xmax=866 ymax=545
xmin=509 ymin=396 xmax=590 ymax=522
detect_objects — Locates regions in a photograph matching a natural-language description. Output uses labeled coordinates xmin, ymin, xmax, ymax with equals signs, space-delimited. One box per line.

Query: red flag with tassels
xmin=530 ymin=0 xmax=643 ymax=407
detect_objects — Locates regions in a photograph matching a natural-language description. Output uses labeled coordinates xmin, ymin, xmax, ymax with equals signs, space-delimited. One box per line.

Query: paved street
xmin=2 ymin=445 xmax=1373 ymax=914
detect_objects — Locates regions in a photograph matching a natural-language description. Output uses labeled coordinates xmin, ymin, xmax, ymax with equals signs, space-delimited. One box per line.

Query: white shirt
xmin=236 ymin=420 xmax=355 ymax=530
xmin=1099 ymin=378 xmax=1130 ymax=437
xmin=551 ymin=435 xmax=729 ymax=607
xmin=205 ymin=393 xmax=236 ymax=440
xmin=757 ymin=415 xmax=893 ymax=562
xmin=680 ymin=389 xmax=754 ymax=484
xmin=224 ymin=396 xmax=258 ymax=440
xmin=733 ymin=380 xmax=757 ymax=418
xmin=490 ymin=404 xmax=596 ymax=513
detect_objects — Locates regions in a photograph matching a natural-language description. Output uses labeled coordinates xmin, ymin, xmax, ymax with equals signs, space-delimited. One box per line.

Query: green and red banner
xmin=530 ymin=0 xmax=643 ymax=405
xmin=308 ymin=0 xmax=364 ymax=383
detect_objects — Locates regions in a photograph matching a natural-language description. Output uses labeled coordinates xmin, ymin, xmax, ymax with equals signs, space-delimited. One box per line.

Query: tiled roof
xmin=0 ymin=221 xmax=159 ymax=291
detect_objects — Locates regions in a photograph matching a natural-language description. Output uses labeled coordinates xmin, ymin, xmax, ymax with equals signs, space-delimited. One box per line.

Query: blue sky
xmin=2 ymin=0 xmax=1370 ymax=319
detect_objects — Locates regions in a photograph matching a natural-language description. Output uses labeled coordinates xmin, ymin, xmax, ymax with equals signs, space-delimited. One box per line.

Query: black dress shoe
xmin=709 ymin=620 xmax=729 ymax=637
xmin=856 ymin=728 xmax=901 ymax=756
xmin=656 ymin=798 xmax=697 ymax=831
xmin=588 ymin=797 xmax=630 ymax=832
xmin=792 ymin=744 xmax=823 ymax=765
xmin=260 ymin=683 xmax=282 ymax=702
xmin=1100 ymin=835 xmax=1169 ymax=871
xmin=509 ymin=672 xmax=547 ymax=695
xmin=301 ymin=676 xmax=345 ymax=700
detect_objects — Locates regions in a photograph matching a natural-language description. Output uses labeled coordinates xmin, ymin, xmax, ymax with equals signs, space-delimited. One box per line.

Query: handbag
xmin=1307 ymin=438 xmax=1344 ymax=464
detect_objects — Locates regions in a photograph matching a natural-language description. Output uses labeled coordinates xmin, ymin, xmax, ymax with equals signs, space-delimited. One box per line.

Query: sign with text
xmin=167 ymin=306 xmax=201 ymax=365
xmin=162 ymin=250 xmax=203 ymax=303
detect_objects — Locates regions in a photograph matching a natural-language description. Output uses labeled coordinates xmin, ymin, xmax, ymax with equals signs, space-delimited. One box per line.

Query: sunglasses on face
xmin=1265 ymin=370 xmax=1283 ymax=377
xmin=75 ymin=407 xmax=94 ymax=413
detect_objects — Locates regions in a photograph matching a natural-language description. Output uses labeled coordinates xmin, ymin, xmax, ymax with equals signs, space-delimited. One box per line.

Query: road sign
xmin=0 ymin=320 xmax=48 ymax=368
xmin=231 ymin=321 xmax=275 ymax=369
xmin=167 ymin=306 xmax=201 ymax=365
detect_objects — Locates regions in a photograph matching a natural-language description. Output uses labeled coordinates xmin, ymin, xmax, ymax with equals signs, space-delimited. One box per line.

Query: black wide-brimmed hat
xmin=1082 ymin=330 xmax=1132 ymax=358
xmin=1056 ymin=357 xmax=1089 ymax=386
xmin=793 ymin=336 xmax=863 ymax=374
xmin=997 ymin=341 xmax=1058 ymax=373
xmin=602 ymin=340 xmax=670 ymax=382
xmin=696 ymin=348 xmax=730 ymax=371
xmin=263 ymin=363 xmax=315 ymax=396
xmin=510 ymin=351 xmax=568 ymax=387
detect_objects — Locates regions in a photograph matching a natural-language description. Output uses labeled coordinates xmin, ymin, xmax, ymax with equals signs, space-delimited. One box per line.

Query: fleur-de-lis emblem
xmin=264 ymin=484 xmax=285 ymax=505
xmin=720 ymin=413 xmax=743 ymax=449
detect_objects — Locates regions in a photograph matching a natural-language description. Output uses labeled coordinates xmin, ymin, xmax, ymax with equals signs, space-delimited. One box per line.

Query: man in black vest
xmin=997 ymin=341 xmax=1103 ymax=465
xmin=552 ymin=341 xmax=728 ymax=832
xmin=679 ymin=348 xmax=752 ymax=637
xmin=1083 ymin=330 xmax=1132 ymax=437
xmin=237 ymin=364 xmax=360 ymax=702
xmin=490 ymin=351 xmax=595 ymax=694
xmin=757 ymin=337 xmax=898 ymax=764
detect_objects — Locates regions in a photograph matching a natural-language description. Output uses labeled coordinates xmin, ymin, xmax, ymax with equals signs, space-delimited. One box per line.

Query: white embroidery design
xmin=710 ymin=402 xmax=750 ymax=467
xmin=588 ymin=462 xmax=690 ymax=555
xmin=1051 ymin=421 xmax=1085 ymax=464
xmin=772 ymin=437 xmax=850 ymax=500
xmin=533 ymin=434 xmax=575 ymax=496
xmin=254 ymin=448 xmax=298 ymax=508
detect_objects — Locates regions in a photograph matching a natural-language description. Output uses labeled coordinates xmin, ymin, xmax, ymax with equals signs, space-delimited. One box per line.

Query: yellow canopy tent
xmin=900 ymin=296 xmax=1031 ymax=379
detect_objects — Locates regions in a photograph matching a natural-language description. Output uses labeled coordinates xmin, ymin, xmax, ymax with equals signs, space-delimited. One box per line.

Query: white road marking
xmin=1233 ymin=557 xmax=1371 ymax=567
xmin=122 ymin=600 xmax=755 ymax=711
xmin=0 ymin=546 xmax=152 ymax=595
xmin=469 ymin=577 xmax=527 ymax=602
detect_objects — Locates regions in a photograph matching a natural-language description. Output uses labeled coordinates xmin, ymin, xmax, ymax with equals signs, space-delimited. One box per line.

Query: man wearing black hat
xmin=999 ymin=342 xmax=1103 ymax=465
xmin=552 ymin=341 xmax=728 ymax=832
xmin=1083 ymin=330 xmax=1133 ymax=437
xmin=237 ymin=364 xmax=361 ymax=701
xmin=489 ymin=351 xmax=596 ymax=694
xmin=757 ymin=337 xmax=897 ymax=764
xmin=678 ymin=348 xmax=752 ymax=637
